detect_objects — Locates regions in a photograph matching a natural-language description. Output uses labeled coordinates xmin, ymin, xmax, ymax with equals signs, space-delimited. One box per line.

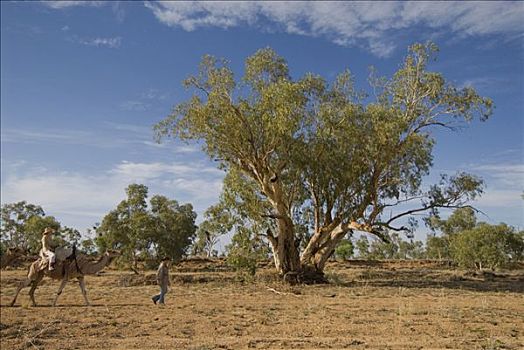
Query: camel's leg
xmin=77 ymin=276 xmax=91 ymax=306
xmin=28 ymin=274 xmax=44 ymax=307
xmin=9 ymin=278 xmax=32 ymax=307
xmin=52 ymin=278 xmax=68 ymax=307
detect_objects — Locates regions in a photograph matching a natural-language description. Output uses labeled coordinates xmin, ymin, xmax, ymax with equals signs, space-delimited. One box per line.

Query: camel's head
xmin=103 ymin=250 xmax=121 ymax=266
xmin=105 ymin=249 xmax=121 ymax=258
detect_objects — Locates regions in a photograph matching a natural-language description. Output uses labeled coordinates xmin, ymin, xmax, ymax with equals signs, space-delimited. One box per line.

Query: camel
xmin=10 ymin=249 xmax=120 ymax=307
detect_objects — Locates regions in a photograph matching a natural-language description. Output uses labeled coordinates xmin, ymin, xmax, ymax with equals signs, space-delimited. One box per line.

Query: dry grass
xmin=1 ymin=259 xmax=523 ymax=349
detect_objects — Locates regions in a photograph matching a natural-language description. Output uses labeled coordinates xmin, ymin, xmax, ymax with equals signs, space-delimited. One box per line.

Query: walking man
xmin=152 ymin=257 xmax=171 ymax=305
xmin=41 ymin=227 xmax=57 ymax=271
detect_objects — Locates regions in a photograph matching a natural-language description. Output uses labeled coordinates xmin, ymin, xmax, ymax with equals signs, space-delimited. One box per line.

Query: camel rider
xmin=41 ymin=227 xmax=57 ymax=271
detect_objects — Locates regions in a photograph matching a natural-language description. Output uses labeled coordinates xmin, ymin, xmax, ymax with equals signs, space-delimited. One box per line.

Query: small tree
xmin=226 ymin=227 xmax=269 ymax=278
xmin=23 ymin=215 xmax=61 ymax=254
xmin=334 ymin=238 xmax=354 ymax=260
xmin=97 ymin=184 xmax=197 ymax=268
xmin=149 ymin=195 xmax=197 ymax=263
xmin=424 ymin=207 xmax=478 ymax=260
xmin=192 ymin=203 xmax=232 ymax=257
xmin=425 ymin=234 xmax=450 ymax=260
xmin=1 ymin=201 xmax=45 ymax=252
xmin=450 ymin=223 xmax=524 ymax=270
xmin=355 ymin=236 xmax=370 ymax=259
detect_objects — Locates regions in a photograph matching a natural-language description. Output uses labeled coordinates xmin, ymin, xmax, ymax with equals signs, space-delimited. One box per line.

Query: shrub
xmin=450 ymin=223 xmax=524 ymax=270
xmin=425 ymin=235 xmax=451 ymax=260
xmin=226 ymin=227 xmax=268 ymax=278
xmin=335 ymin=239 xmax=354 ymax=260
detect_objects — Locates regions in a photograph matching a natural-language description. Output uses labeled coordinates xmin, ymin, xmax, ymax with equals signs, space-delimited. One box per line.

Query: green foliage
xmin=192 ymin=202 xmax=233 ymax=257
xmin=426 ymin=207 xmax=477 ymax=235
xmin=155 ymin=42 xmax=492 ymax=273
xmin=1 ymin=201 xmax=97 ymax=255
xmin=226 ymin=227 xmax=269 ymax=278
xmin=355 ymin=233 xmax=425 ymax=260
xmin=425 ymin=235 xmax=451 ymax=260
xmin=334 ymin=239 xmax=354 ymax=260
xmin=80 ymin=238 xmax=97 ymax=255
xmin=1 ymin=201 xmax=45 ymax=252
xmin=20 ymin=215 xmax=61 ymax=253
xmin=450 ymin=223 xmax=524 ymax=270
xmin=96 ymin=184 xmax=197 ymax=267
xmin=355 ymin=236 xmax=370 ymax=258
xmin=150 ymin=194 xmax=197 ymax=262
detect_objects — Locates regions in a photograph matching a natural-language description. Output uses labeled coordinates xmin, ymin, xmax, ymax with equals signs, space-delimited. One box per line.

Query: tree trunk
xmin=275 ymin=216 xmax=300 ymax=275
xmin=305 ymin=224 xmax=351 ymax=267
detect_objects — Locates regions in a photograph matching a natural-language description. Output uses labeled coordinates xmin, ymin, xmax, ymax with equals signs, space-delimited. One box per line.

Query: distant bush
xmin=450 ymin=223 xmax=524 ymax=270
xmin=335 ymin=239 xmax=354 ymax=260
xmin=355 ymin=233 xmax=425 ymax=260
xmin=425 ymin=235 xmax=451 ymax=260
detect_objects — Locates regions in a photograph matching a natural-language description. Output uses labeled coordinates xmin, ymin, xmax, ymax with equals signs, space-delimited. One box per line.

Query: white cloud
xmin=460 ymin=77 xmax=513 ymax=92
xmin=1 ymin=160 xmax=224 ymax=232
xmin=41 ymin=1 xmax=105 ymax=9
xmin=43 ymin=1 xmax=126 ymax=23
xmin=473 ymin=189 xmax=523 ymax=209
xmin=111 ymin=160 xmax=222 ymax=180
xmin=144 ymin=1 xmax=524 ymax=57
xmin=77 ymin=36 xmax=122 ymax=49
xmin=470 ymin=163 xmax=524 ymax=188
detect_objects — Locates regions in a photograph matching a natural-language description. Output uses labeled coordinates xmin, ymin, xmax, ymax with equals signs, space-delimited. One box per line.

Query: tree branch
xmin=385 ymin=204 xmax=481 ymax=226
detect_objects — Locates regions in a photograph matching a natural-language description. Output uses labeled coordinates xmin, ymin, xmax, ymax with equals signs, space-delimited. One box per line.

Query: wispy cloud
xmin=470 ymin=163 xmax=524 ymax=188
xmin=473 ymin=189 xmax=523 ymax=209
xmin=120 ymin=88 xmax=170 ymax=111
xmin=140 ymin=88 xmax=170 ymax=101
xmin=120 ymin=100 xmax=150 ymax=111
xmin=461 ymin=159 xmax=524 ymax=215
xmin=144 ymin=1 xmax=524 ymax=57
xmin=41 ymin=1 xmax=105 ymax=9
xmin=459 ymin=77 xmax=514 ymax=93
xmin=43 ymin=1 xmax=126 ymax=23
xmin=110 ymin=160 xmax=223 ymax=180
xmin=75 ymin=36 xmax=122 ymax=48
xmin=0 ymin=123 xmax=199 ymax=153
xmin=0 ymin=125 xmax=158 ymax=149
xmin=111 ymin=2 xmax=126 ymax=23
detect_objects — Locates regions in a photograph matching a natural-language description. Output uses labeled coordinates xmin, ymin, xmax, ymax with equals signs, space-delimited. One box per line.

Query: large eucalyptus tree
xmin=156 ymin=43 xmax=492 ymax=280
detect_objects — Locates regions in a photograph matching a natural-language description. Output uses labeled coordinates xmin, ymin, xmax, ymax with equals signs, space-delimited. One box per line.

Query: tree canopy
xmin=155 ymin=42 xmax=492 ymax=278
xmin=1 ymin=201 xmax=81 ymax=254
xmin=96 ymin=184 xmax=197 ymax=268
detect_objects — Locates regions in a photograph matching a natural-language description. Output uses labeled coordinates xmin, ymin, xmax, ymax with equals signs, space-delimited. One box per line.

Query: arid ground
xmin=1 ymin=259 xmax=523 ymax=350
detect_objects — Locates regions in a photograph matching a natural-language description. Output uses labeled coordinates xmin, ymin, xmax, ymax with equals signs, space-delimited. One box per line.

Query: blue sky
xmin=1 ymin=1 xmax=523 ymax=245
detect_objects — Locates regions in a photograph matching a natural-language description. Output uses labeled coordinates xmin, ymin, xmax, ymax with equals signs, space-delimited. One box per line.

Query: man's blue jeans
xmin=152 ymin=285 xmax=168 ymax=304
